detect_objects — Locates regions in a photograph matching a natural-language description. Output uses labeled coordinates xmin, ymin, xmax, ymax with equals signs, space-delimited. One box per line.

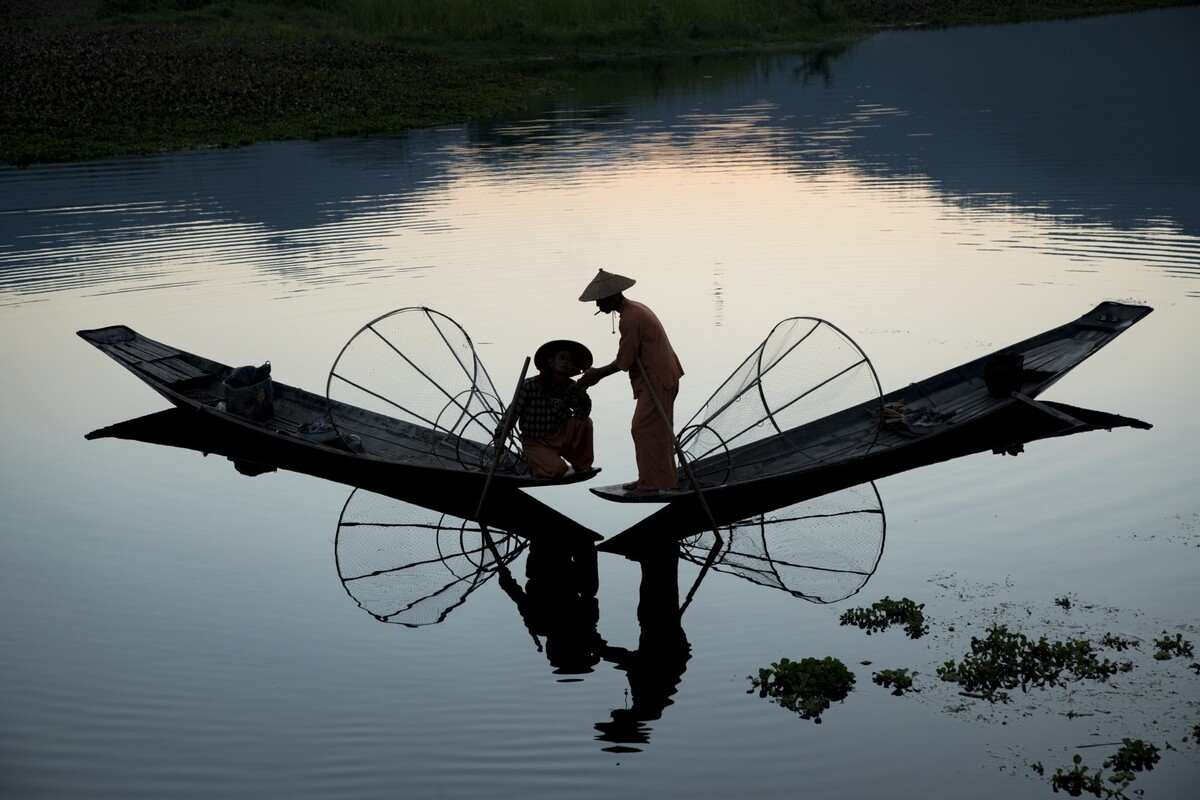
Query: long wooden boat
xmin=598 ymin=396 xmax=1150 ymax=554
xmin=79 ymin=325 xmax=599 ymax=495
xmin=86 ymin=407 xmax=604 ymax=543
xmin=591 ymin=301 xmax=1152 ymax=506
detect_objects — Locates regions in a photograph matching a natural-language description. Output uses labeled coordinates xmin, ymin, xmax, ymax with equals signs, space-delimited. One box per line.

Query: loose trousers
xmin=631 ymin=381 xmax=679 ymax=490
xmin=523 ymin=417 xmax=594 ymax=478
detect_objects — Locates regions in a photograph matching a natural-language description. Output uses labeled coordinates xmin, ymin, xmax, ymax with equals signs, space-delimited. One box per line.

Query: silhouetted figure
xmin=577 ymin=269 xmax=684 ymax=494
xmin=505 ymin=340 xmax=595 ymax=479
xmin=496 ymin=536 xmax=605 ymax=675
xmin=594 ymin=540 xmax=691 ymax=750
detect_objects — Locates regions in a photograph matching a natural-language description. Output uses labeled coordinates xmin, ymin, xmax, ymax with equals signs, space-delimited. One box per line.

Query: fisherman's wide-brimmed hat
xmin=534 ymin=340 xmax=593 ymax=374
xmin=578 ymin=269 xmax=635 ymax=302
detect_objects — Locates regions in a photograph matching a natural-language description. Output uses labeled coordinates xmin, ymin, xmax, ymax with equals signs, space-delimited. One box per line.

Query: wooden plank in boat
xmin=157 ymin=356 xmax=207 ymax=381
xmin=104 ymin=340 xmax=206 ymax=383
xmin=136 ymin=356 xmax=204 ymax=384
xmin=102 ymin=342 xmax=148 ymax=366
xmin=132 ymin=360 xmax=185 ymax=383
xmin=114 ymin=338 xmax=180 ymax=363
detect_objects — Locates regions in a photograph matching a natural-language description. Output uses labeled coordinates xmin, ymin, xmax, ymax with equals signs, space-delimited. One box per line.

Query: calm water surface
xmin=2 ymin=8 xmax=1198 ymax=799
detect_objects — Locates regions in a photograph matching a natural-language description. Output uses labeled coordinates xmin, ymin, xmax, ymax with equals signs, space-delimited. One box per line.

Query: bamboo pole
xmin=476 ymin=356 xmax=531 ymax=562
xmin=635 ymin=356 xmax=724 ymax=560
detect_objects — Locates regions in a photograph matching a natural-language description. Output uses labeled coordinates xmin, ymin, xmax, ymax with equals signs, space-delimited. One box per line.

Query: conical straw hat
xmin=534 ymin=340 xmax=593 ymax=374
xmin=578 ymin=269 xmax=636 ymax=302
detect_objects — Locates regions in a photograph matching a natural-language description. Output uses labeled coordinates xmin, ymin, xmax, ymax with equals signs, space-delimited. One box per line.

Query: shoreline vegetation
xmin=2 ymin=0 xmax=1192 ymax=166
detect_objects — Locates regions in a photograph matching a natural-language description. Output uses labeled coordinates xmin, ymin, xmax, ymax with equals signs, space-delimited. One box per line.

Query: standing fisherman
xmin=576 ymin=270 xmax=684 ymax=495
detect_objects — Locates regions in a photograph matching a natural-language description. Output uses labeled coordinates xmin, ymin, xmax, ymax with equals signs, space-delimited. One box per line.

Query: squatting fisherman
xmin=505 ymin=339 xmax=596 ymax=479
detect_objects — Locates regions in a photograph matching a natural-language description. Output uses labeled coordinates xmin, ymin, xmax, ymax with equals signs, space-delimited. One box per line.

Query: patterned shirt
xmin=510 ymin=375 xmax=591 ymax=439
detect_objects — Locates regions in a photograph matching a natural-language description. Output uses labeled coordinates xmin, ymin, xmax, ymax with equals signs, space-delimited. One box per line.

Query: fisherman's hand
xmin=577 ymin=368 xmax=600 ymax=388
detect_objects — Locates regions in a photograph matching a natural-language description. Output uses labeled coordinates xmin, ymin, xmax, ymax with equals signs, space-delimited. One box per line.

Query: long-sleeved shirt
xmin=615 ymin=299 xmax=684 ymax=396
xmin=510 ymin=374 xmax=591 ymax=439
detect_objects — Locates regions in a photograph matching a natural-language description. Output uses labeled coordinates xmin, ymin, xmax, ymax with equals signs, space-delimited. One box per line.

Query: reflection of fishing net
xmin=326 ymin=307 xmax=525 ymax=474
xmin=335 ymin=489 xmax=525 ymax=626
xmin=678 ymin=318 xmax=882 ymax=485
xmin=680 ymin=483 xmax=884 ymax=604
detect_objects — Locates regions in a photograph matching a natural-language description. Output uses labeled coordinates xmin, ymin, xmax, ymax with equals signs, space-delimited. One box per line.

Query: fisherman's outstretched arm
xmin=579 ymin=362 xmax=620 ymax=387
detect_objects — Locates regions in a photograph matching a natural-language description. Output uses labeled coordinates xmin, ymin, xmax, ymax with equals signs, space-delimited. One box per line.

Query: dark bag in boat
xmin=224 ymin=362 xmax=273 ymax=421
xmin=984 ymin=353 xmax=1024 ymax=398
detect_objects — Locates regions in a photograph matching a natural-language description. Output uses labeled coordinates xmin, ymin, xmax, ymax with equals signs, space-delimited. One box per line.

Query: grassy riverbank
xmin=2 ymin=0 xmax=1192 ymax=166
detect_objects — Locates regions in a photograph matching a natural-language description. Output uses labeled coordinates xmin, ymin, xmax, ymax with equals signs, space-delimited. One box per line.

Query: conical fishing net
xmin=680 ymin=483 xmax=884 ymax=604
xmin=325 ymin=307 xmax=525 ymax=474
xmin=335 ymin=489 xmax=525 ymax=627
xmin=678 ymin=317 xmax=882 ymax=485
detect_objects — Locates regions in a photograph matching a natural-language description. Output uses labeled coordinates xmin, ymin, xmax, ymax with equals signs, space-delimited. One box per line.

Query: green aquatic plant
xmin=838 ymin=596 xmax=928 ymax=639
xmin=1099 ymin=633 xmax=1140 ymax=652
xmin=1104 ymin=739 xmax=1160 ymax=773
xmin=1151 ymin=631 xmax=1194 ymax=660
xmin=749 ymin=656 xmax=856 ymax=723
xmin=1043 ymin=740 xmax=1160 ymax=799
xmin=1050 ymin=754 xmax=1104 ymax=796
xmin=936 ymin=625 xmax=1125 ymax=703
xmin=871 ymin=667 xmax=916 ymax=695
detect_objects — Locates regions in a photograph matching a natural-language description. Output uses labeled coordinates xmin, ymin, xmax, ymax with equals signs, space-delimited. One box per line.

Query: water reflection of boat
xmin=679 ymin=482 xmax=885 ymax=605
xmin=335 ymin=490 xmax=529 ymax=627
xmin=325 ymin=480 xmax=886 ymax=750
xmin=592 ymin=301 xmax=1152 ymax=506
xmin=589 ymin=486 xmax=887 ymax=752
xmin=329 ymin=493 xmax=691 ymax=751
xmin=331 ymin=491 xmax=688 ymax=751
xmin=88 ymin=397 xmax=1145 ymax=754
xmin=78 ymin=315 xmax=598 ymax=496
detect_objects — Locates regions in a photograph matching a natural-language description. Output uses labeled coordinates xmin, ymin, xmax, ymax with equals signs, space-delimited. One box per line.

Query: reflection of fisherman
xmin=576 ymin=270 xmax=684 ymax=495
xmin=595 ymin=541 xmax=691 ymax=749
xmin=495 ymin=538 xmax=605 ymax=675
xmin=505 ymin=340 xmax=595 ymax=479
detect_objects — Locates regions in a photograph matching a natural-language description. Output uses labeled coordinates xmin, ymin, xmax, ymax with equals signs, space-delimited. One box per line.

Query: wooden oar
xmin=680 ymin=534 xmax=725 ymax=614
xmin=476 ymin=356 xmax=530 ymax=521
xmin=634 ymin=358 xmax=724 ymax=615
xmin=635 ymin=357 xmax=724 ymax=542
xmin=476 ymin=356 xmax=531 ymax=562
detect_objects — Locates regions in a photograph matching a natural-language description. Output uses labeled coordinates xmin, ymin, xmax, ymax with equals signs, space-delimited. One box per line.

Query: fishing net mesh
xmin=335 ymin=489 xmax=523 ymax=627
xmin=326 ymin=307 xmax=524 ymax=473
xmin=679 ymin=318 xmax=882 ymax=483
xmin=680 ymin=483 xmax=884 ymax=604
